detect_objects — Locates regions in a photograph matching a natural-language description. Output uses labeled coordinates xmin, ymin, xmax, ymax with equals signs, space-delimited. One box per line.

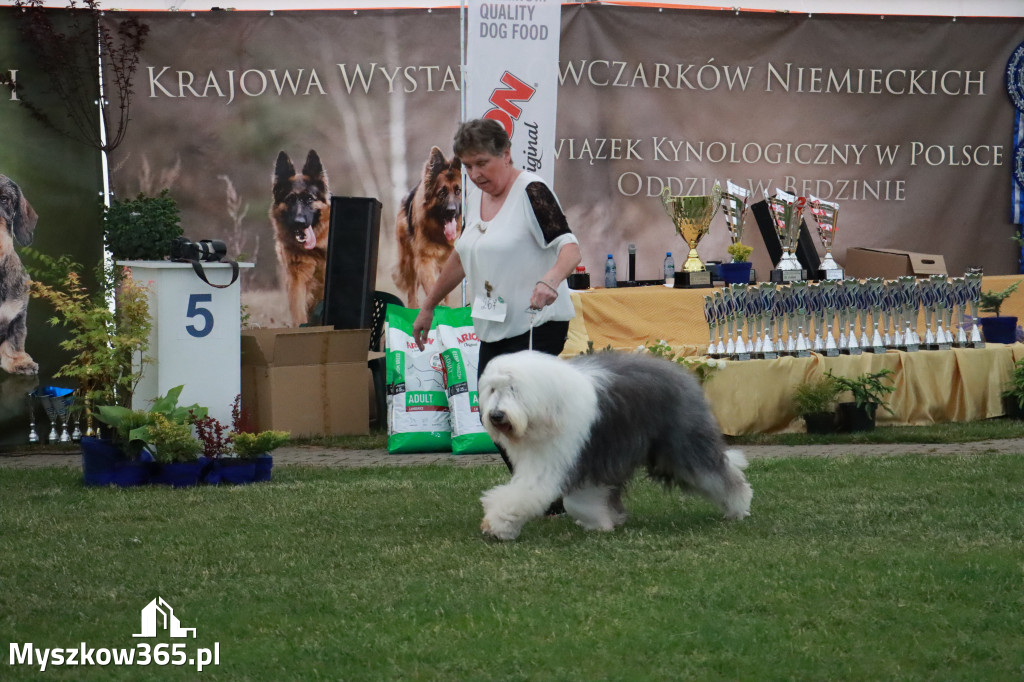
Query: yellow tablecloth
xmin=703 ymin=344 xmax=1024 ymax=435
xmin=561 ymin=275 xmax=1024 ymax=435
xmin=565 ymin=275 xmax=1024 ymax=354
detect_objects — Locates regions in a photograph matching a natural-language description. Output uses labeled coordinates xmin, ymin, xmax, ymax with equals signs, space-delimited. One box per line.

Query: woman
xmin=412 ymin=119 xmax=580 ymax=491
xmin=411 ymin=118 xmax=581 ymax=376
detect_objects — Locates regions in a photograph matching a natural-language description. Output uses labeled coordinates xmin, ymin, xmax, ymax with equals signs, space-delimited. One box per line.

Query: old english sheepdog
xmin=477 ymin=350 xmax=752 ymax=540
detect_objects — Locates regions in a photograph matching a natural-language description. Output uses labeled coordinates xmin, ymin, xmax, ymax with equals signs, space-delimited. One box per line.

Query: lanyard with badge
xmin=472 ymin=280 xmax=507 ymax=323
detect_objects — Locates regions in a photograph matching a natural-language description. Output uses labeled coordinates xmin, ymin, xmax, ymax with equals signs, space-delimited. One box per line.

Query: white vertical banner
xmin=465 ymin=0 xmax=561 ymax=186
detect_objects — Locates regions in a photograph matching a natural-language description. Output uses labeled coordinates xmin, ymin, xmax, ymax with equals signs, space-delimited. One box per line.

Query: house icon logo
xmin=133 ymin=597 xmax=197 ymax=638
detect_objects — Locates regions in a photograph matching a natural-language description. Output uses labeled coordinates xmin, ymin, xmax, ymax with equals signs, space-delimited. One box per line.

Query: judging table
xmin=563 ymin=275 xmax=1024 ymax=435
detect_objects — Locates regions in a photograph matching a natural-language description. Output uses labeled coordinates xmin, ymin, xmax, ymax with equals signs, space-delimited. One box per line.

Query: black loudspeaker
xmin=322 ymin=196 xmax=382 ymax=330
xmin=750 ymin=200 xmax=821 ymax=276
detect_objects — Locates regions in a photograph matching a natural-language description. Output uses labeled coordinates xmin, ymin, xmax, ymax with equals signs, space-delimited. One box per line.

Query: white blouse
xmin=455 ymin=171 xmax=579 ymax=342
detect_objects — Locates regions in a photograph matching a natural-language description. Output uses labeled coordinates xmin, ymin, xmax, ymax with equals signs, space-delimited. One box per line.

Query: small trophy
xmin=965 ymin=270 xmax=985 ymax=348
xmin=759 ymin=282 xmax=779 ymax=360
xmin=720 ymin=180 xmax=751 ymax=257
xmin=933 ymin=275 xmax=953 ymax=351
xmin=951 ymin=277 xmax=969 ymax=347
xmin=897 ymin=276 xmax=921 ymax=352
xmin=703 ymin=295 xmax=719 ymax=357
xmin=764 ymin=189 xmax=806 ymax=283
xmin=807 ymin=195 xmax=844 ymax=280
xmin=661 ymin=182 xmax=722 ymax=288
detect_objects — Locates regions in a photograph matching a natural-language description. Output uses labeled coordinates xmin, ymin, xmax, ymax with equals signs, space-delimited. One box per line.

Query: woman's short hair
xmin=453 ymin=118 xmax=510 ymax=158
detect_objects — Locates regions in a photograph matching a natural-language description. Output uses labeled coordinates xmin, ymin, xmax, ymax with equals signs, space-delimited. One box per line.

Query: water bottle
xmin=663 ymin=252 xmax=675 ymax=285
xmin=604 ymin=254 xmax=617 ymax=288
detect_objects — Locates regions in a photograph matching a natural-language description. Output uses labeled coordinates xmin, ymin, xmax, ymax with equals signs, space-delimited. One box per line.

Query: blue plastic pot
xmin=81 ymin=437 xmax=153 ymax=487
xmin=152 ymin=457 xmax=210 ymax=488
xmin=204 ymin=457 xmax=258 ymax=485
xmin=978 ymin=316 xmax=1018 ymax=344
xmin=720 ymin=261 xmax=753 ymax=284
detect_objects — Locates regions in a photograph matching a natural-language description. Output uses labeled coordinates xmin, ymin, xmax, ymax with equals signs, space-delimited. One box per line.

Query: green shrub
xmin=104 ymin=189 xmax=182 ymax=260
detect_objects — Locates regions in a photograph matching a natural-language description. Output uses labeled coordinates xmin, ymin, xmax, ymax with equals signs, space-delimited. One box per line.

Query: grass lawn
xmin=2 ymin=454 xmax=1023 ymax=681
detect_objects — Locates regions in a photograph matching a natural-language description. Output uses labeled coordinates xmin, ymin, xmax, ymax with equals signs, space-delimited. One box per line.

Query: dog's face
xmin=271 ymin=150 xmax=330 ymax=251
xmin=0 ymin=174 xmax=38 ymax=253
xmin=422 ymin=146 xmax=462 ymax=243
xmin=479 ymin=353 xmax=560 ymax=444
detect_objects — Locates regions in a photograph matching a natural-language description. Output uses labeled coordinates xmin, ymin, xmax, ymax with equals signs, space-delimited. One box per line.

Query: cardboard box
xmin=241 ymin=327 xmax=372 ymax=436
xmin=843 ymin=247 xmax=947 ymax=279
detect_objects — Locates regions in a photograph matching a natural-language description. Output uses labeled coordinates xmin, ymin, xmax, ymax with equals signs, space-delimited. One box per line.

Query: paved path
xmin=3 ymin=439 xmax=1024 ymax=470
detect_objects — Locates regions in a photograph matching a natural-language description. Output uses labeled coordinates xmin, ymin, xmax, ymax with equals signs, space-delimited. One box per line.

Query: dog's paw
xmin=480 ymin=514 xmax=520 ymax=541
xmin=2 ymin=354 xmax=38 ymax=375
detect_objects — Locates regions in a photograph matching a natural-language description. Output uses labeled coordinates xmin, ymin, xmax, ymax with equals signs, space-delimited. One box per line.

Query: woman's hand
xmin=529 ymin=279 xmax=559 ymax=310
xmin=412 ymin=307 xmax=434 ymax=350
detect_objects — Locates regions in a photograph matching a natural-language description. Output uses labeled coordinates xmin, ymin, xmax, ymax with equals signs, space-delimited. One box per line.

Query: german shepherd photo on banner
xmin=270 ymin=150 xmax=330 ymax=326
xmin=393 ymin=146 xmax=462 ymax=307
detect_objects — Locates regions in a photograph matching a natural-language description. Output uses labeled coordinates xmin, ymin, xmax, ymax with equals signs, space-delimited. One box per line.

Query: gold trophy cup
xmin=661 ymin=182 xmax=722 ymax=288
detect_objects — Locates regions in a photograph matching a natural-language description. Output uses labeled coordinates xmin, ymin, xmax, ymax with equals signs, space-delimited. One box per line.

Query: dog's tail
xmin=724 ymin=448 xmax=749 ymax=470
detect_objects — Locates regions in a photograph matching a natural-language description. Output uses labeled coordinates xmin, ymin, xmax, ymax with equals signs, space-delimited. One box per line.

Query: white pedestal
xmin=121 ymin=261 xmax=254 ymax=427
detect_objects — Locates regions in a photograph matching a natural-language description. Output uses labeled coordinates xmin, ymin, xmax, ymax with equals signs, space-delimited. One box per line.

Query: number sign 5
xmin=185 ymin=293 xmax=214 ymax=338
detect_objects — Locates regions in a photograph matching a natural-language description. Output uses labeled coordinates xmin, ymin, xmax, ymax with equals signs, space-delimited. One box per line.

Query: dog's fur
xmin=0 ymin=175 xmax=38 ymax=376
xmin=478 ymin=351 xmax=752 ymax=540
xmin=270 ymin=150 xmax=330 ymax=326
xmin=392 ymin=146 xmax=462 ymax=307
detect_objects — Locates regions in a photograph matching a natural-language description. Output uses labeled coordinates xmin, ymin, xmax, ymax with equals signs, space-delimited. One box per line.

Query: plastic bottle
xmin=663 ymin=252 xmax=675 ymax=284
xmin=604 ymin=254 xmax=617 ymax=288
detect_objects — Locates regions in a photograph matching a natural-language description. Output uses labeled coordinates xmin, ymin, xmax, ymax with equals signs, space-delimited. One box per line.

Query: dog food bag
xmin=435 ymin=306 xmax=498 ymax=455
xmin=385 ymin=306 xmax=452 ymax=454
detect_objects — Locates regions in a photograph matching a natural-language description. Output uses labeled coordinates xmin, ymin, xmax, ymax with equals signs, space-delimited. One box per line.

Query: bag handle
xmin=176 ymin=258 xmax=240 ymax=289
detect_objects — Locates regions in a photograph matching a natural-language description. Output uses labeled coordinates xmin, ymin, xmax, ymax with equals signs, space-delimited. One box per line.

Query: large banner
xmin=0 ymin=8 xmax=105 ymax=446
xmin=466 ymin=0 xmax=562 ymax=185
xmin=87 ymin=8 xmax=1024 ymax=325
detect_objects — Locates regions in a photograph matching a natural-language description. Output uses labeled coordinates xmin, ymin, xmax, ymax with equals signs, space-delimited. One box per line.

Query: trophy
xmin=703 ymin=295 xmax=719 ymax=357
xmin=818 ymin=280 xmax=840 ymax=357
xmin=759 ymin=282 xmax=779 ymax=360
xmin=864 ymin=277 xmax=886 ymax=353
xmin=791 ymin=281 xmax=811 ymax=357
xmin=661 ymin=182 xmax=722 ymax=288
xmin=965 ymin=270 xmax=985 ymax=348
xmin=764 ymin=189 xmax=806 ymax=282
xmin=713 ymin=290 xmax=729 ymax=356
xmin=727 ymin=284 xmax=751 ymax=360
xmin=29 ymin=386 xmax=75 ymax=443
xmin=807 ymin=196 xmax=844 ymax=280
xmin=720 ymin=180 xmax=751 ymax=257
xmin=896 ymin=276 xmax=921 ymax=352
xmin=933 ymin=275 xmax=953 ymax=350
xmin=951 ymin=277 xmax=969 ymax=347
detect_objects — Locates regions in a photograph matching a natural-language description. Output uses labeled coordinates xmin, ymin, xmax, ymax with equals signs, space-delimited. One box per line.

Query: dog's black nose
xmin=489 ymin=409 xmax=507 ymax=425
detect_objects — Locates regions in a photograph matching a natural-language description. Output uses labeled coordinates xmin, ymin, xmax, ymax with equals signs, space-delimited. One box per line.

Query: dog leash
xmin=527 ymin=308 xmax=538 ymax=351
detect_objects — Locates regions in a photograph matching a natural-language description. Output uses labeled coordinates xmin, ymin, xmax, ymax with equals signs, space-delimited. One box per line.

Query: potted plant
xmin=103 ymin=189 xmax=183 ymax=261
xmin=145 ymin=413 xmax=207 ymax=487
xmin=791 ymin=373 xmax=842 ymax=434
xmin=827 ymin=368 xmax=896 ymax=432
xmin=1002 ymin=357 xmax=1024 ymax=420
xmin=721 ymin=242 xmax=754 ymax=284
xmin=24 ymin=249 xmax=152 ymax=435
xmin=91 ymin=385 xmax=208 ymax=487
xmin=230 ymin=430 xmax=290 ymax=483
xmin=977 ymin=279 xmax=1021 ymax=345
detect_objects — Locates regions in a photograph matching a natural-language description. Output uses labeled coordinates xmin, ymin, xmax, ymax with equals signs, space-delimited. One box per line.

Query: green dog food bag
xmin=385 ymin=306 xmax=452 ymax=454
xmin=434 ymin=307 xmax=498 ymax=455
